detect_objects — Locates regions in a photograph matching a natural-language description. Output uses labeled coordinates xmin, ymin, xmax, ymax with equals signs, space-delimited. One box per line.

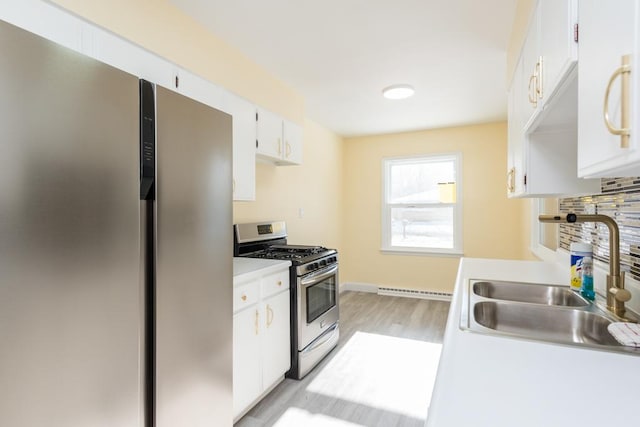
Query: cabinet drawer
xmin=261 ymin=269 xmax=289 ymax=299
xmin=234 ymin=281 xmax=259 ymax=313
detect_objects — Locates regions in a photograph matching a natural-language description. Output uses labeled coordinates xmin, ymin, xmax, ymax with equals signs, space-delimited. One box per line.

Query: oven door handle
xmin=301 ymin=264 xmax=338 ymax=286
xmin=302 ymin=322 xmax=339 ymax=354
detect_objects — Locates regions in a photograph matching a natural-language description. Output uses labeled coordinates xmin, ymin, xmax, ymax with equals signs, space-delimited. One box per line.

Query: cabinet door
xmin=521 ymin=5 xmax=541 ymax=128
xmin=233 ymin=307 xmax=262 ymax=419
xmin=261 ymin=290 xmax=291 ymax=390
xmin=256 ymin=108 xmax=283 ymax=161
xmin=225 ymin=94 xmax=256 ymax=201
xmin=172 ymin=68 xmax=225 ymax=110
xmin=282 ymin=120 xmax=303 ymax=165
xmin=539 ymin=0 xmax=577 ymax=102
xmin=508 ymin=55 xmax=526 ymax=197
xmin=578 ymin=0 xmax=638 ymax=177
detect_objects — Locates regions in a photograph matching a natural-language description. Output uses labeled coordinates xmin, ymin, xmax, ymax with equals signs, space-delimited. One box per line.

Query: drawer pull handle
xmin=241 ymin=294 xmax=247 ymax=301
xmin=277 ymin=280 xmax=282 ymax=286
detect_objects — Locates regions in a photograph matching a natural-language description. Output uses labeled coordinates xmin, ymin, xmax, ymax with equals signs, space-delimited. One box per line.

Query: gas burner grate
xmin=268 ymin=244 xmax=328 ymax=255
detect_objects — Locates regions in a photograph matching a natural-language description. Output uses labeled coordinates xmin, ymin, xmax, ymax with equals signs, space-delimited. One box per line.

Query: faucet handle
xmin=610 ymin=287 xmax=632 ymax=302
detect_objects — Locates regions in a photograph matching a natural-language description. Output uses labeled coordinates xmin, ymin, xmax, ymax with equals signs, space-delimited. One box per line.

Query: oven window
xmin=306 ymin=274 xmax=336 ymax=324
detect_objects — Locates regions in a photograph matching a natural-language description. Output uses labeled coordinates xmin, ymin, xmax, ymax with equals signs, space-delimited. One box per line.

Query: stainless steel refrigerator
xmin=0 ymin=19 xmax=233 ymax=427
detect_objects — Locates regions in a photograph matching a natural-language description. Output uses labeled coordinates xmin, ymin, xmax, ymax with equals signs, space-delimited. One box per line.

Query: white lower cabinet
xmin=233 ymin=303 xmax=262 ymax=417
xmin=233 ymin=266 xmax=290 ymax=421
xmin=260 ymin=290 xmax=291 ymax=388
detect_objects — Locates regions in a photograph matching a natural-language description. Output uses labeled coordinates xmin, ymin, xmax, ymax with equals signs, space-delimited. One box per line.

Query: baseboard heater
xmin=377 ymin=287 xmax=452 ymax=301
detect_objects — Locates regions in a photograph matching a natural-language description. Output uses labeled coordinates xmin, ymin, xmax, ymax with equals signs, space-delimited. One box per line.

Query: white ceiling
xmin=170 ymin=0 xmax=518 ymax=137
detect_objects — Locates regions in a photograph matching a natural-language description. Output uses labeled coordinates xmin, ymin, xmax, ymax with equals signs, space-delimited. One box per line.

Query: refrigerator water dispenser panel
xmin=140 ymin=79 xmax=156 ymax=201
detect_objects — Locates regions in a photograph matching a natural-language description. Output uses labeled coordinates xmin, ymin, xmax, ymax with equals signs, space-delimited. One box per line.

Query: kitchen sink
xmin=460 ymin=279 xmax=640 ymax=355
xmin=473 ymin=280 xmax=589 ymax=307
xmin=473 ymin=301 xmax=618 ymax=346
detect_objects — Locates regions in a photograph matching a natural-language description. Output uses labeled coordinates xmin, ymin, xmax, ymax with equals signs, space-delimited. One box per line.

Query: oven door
xmin=297 ymin=263 xmax=339 ymax=350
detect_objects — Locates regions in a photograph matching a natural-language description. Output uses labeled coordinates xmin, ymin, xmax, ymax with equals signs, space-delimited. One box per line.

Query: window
xmin=382 ymin=153 xmax=462 ymax=255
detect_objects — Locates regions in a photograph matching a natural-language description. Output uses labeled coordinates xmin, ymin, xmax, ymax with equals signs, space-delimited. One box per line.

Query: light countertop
xmin=233 ymin=257 xmax=291 ymax=286
xmin=426 ymin=257 xmax=640 ymax=427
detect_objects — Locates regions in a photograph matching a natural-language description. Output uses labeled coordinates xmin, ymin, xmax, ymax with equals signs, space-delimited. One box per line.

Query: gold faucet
xmin=539 ymin=213 xmax=632 ymax=317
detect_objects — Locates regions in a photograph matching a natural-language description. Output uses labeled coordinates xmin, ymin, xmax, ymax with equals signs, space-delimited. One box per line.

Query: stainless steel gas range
xmin=234 ymin=221 xmax=339 ymax=379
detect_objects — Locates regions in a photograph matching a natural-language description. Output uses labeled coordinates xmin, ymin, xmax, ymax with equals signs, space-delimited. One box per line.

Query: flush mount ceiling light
xmin=382 ymin=84 xmax=415 ymax=100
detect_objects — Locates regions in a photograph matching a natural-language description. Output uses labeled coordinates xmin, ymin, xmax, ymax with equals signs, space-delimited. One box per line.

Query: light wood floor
xmin=236 ymin=291 xmax=450 ymax=427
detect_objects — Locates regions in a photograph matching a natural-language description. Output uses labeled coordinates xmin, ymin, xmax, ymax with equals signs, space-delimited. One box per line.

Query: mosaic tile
xmin=560 ymin=177 xmax=640 ymax=282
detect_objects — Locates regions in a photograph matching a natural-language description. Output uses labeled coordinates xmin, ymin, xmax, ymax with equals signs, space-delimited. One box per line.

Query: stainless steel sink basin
xmin=473 ymin=301 xmax=619 ymax=346
xmin=473 ymin=280 xmax=589 ymax=307
xmin=460 ymin=279 xmax=640 ymax=356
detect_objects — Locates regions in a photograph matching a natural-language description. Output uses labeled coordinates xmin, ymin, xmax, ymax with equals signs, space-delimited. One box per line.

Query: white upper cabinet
xmin=223 ymin=93 xmax=256 ymax=201
xmin=283 ymin=119 xmax=303 ymax=165
xmin=256 ymin=108 xmax=283 ymax=160
xmin=507 ymin=0 xmax=600 ymax=197
xmin=507 ymin=55 xmax=526 ymax=197
xmin=578 ymin=0 xmax=640 ymax=177
xmin=256 ymin=107 xmax=303 ymax=166
xmin=539 ymin=0 xmax=578 ymax=107
xmin=521 ymin=0 xmax=578 ymax=129
xmin=521 ymin=5 xmax=541 ymax=128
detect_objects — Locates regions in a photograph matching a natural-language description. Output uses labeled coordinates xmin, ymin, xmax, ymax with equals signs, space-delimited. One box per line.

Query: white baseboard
xmin=340 ymin=282 xmax=378 ymax=293
xmin=341 ymin=282 xmax=452 ymax=301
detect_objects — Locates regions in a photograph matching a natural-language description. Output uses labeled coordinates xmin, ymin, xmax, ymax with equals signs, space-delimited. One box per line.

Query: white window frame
xmin=531 ymin=198 xmax=560 ymax=262
xmin=381 ymin=152 xmax=463 ymax=256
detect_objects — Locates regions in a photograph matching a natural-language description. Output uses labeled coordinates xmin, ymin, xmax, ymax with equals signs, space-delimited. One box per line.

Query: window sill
xmin=380 ymin=248 xmax=463 ymax=257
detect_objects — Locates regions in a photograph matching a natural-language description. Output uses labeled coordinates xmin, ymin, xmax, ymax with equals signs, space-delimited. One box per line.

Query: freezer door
xmin=0 ymin=21 xmax=141 ymax=427
xmin=155 ymin=86 xmax=233 ymax=427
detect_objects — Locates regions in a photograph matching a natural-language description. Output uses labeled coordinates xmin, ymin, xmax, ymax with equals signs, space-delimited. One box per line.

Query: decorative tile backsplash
xmin=559 ymin=177 xmax=640 ymax=282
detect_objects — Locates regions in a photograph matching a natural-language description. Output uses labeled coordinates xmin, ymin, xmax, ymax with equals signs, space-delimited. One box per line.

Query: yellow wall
xmin=49 ymin=0 xmax=532 ymax=292
xmin=233 ymin=119 xmax=344 ymax=251
xmin=48 ymin=0 xmax=304 ymax=123
xmin=48 ymin=0 xmax=344 ymax=249
xmin=341 ymin=122 xmax=530 ymax=292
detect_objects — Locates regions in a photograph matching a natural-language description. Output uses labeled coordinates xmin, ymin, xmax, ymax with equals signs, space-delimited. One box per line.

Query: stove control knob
xmin=307 ymin=263 xmax=316 ymax=271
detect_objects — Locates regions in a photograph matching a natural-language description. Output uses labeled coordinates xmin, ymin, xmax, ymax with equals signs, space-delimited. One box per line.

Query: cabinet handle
xmin=536 ymin=57 xmax=543 ymax=100
xmin=528 ymin=73 xmax=538 ymax=108
xmin=603 ymin=54 xmax=631 ymax=149
xmin=277 ymin=137 xmax=282 ymax=155
xmin=285 ymin=142 xmax=291 ymax=158
xmin=277 ymin=280 xmax=282 ymax=287
xmin=507 ymin=168 xmax=515 ymax=193
xmin=232 ymin=179 xmax=236 ymax=194
xmin=241 ymin=293 xmax=247 ymax=301
xmin=266 ymin=304 xmax=274 ymax=327
xmin=254 ymin=309 xmax=259 ymax=335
